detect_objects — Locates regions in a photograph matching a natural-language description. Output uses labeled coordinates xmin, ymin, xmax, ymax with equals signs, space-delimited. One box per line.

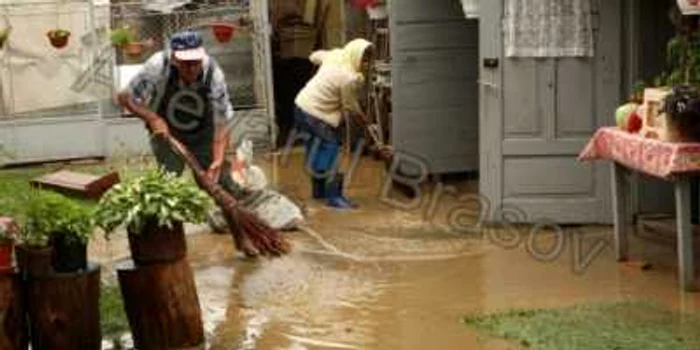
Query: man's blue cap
xmin=169 ymin=30 xmax=206 ymax=61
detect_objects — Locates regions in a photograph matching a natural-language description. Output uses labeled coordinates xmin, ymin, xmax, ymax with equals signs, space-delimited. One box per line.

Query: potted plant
xmin=0 ymin=26 xmax=11 ymax=50
xmin=94 ymin=167 xmax=211 ymax=265
xmin=110 ymin=26 xmax=134 ymax=48
xmin=21 ymin=190 xmax=94 ymax=273
xmin=47 ymin=28 xmax=71 ymax=49
xmin=0 ymin=217 xmax=18 ymax=272
xmin=110 ymin=26 xmax=143 ymax=57
xmin=211 ymin=22 xmax=236 ymax=43
xmin=15 ymin=194 xmax=53 ymax=277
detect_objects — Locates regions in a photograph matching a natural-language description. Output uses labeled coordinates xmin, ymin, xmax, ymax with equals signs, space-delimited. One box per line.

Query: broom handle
xmin=159 ymin=134 xmax=241 ymax=211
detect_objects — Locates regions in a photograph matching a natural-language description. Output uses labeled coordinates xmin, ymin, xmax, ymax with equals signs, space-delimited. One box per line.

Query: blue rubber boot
xmin=312 ymin=178 xmax=327 ymax=199
xmin=326 ymin=174 xmax=358 ymax=209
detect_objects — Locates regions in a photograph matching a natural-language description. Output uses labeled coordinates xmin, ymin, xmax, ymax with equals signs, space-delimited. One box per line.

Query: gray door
xmin=390 ymin=0 xmax=479 ymax=174
xmin=479 ymin=0 xmax=619 ymax=224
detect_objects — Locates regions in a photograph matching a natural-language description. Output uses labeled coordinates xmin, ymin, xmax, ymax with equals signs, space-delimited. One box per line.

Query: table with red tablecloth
xmin=579 ymin=127 xmax=700 ymax=292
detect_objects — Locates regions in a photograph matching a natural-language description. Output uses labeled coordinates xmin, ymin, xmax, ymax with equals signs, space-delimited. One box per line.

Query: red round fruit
xmin=627 ymin=112 xmax=643 ymax=133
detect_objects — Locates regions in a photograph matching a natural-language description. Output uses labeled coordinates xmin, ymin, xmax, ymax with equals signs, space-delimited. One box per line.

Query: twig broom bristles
xmin=162 ymin=134 xmax=290 ymax=258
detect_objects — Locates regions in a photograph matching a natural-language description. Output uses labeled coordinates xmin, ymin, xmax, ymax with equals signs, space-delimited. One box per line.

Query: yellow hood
xmin=322 ymin=38 xmax=373 ymax=74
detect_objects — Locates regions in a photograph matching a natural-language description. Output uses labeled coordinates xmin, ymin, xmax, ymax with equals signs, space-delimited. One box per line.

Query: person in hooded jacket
xmin=293 ymin=38 xmax=374 ymax=209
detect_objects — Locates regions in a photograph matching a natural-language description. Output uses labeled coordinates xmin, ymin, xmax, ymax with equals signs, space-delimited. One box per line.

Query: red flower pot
xmin=47 ymin=30 xmax=70 ymax=49
xmin=124 ymin=42 xmax=143 ymax=57
xmin=212 ymin=23 xmax=236 ymax=43
xmin=0 ymin=240 xmax=13 ymax=271
xmin=351 ymin=0 xmax=377 ymax=9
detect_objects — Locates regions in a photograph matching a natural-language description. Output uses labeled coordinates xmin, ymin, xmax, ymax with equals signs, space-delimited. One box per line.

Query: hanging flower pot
xmin=0 ymin=27 xmax=11 ymax=50
xmin=123 ymin=41 xmax=143 ymax=58
xmin=677 ymin=0 xmax=700 ymax=15
xmin=351 ymin=0 xmax=378 ymax=10
xmin=47 ymin=29 xmax=71 ymax=49
xmin=366 ymin=3 xmax=388 ymax=19
xmin=211 ymin=23 xmax=236 ymax=43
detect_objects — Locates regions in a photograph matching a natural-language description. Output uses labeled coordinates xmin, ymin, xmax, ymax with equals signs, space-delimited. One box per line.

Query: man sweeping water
xmin=116 ymin=30 xmax=287 ymax=257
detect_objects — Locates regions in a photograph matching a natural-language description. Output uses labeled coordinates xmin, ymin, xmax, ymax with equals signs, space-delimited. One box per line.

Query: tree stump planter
xmin=15 ymin=245 xmax=53 ymax=278
xmin=116 ymin=259 xmax=204 ymax=349
xmin=127 ymin=219 xmax=186 ymax=265
xmin=49 ymin=233 xmax=87 ymax=273
xmin=0 ymin=270 xmax=29 ymax=350
xmin=26 ymin=263 xmax=101 ymax=350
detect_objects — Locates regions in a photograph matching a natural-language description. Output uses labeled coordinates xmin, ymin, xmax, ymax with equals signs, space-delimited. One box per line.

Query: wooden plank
xmin=30 ymin=170 xmax=120 ymax=199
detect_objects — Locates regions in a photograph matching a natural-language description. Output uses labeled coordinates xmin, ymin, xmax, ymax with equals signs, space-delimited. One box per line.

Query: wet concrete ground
xmin=95 ymin=151 xmax=700 ymax=349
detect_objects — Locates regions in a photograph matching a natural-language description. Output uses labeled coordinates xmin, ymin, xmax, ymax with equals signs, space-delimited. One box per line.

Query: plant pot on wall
xmin=0 ymin=27 xmax=11 ymax=50
xmin=47 ymin=29 xmax=71 ymax=49
xmin=677 ymin=0 xmax=700 ymax=15
xmin=211 ymin=23 xmax=236 ymax=43
xmin=123 ymin=42 xmax=143 ymax=58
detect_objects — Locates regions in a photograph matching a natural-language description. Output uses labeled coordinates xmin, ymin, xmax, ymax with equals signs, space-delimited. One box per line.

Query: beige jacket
xmin=294 ymin=39 xmax=372 ymax=128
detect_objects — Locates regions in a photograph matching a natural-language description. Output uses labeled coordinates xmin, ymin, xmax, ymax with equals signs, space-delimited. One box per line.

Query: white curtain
xmin=460 ymin=0 xmax=479 ymax=19
xmin=504 ymin=0 xmax=594 ymax=57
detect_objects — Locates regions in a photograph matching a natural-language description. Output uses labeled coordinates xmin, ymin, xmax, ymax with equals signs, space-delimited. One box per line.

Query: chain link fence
xmin=0 ymin=1 xmax=272 ymax=118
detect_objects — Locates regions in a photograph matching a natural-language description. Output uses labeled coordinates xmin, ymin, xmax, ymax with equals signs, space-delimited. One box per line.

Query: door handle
xmin=477 ymin=79 xmax=500 ymax=90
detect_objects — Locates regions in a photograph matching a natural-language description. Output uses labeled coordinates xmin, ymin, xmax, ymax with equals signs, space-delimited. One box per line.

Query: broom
xmin=161 ymin=134 xmax=290 ymax=258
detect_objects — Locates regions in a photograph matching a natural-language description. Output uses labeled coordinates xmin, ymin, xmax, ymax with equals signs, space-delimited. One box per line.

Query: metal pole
xmin=260 ymin=0 xmax=277 ymax=152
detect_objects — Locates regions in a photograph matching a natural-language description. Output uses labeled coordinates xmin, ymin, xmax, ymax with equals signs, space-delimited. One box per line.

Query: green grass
xmin=100 ymin=283 xmax=130 ymax=341
xmin=0 ymin=159 xmax=156 ymax=222
xmin=463 ymin=300 xmax=700 ymax=350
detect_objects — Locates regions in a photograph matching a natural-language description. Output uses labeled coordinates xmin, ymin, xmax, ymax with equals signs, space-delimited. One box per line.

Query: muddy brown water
xmin=167 ymin=154 xmax=700 ymax=349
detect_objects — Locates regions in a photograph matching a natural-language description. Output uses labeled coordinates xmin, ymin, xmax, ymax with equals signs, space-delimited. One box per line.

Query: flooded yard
xmin=161 ymin=154 xmax=700 ymax=349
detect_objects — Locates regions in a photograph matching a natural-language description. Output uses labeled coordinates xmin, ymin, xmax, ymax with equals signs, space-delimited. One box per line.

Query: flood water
xmin=138 ymin=153 xmax=700 ymax=349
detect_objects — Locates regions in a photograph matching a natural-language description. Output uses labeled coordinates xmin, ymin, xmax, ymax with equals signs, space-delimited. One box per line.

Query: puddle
xmin=183 ymin=154 xmax=700 ymax=349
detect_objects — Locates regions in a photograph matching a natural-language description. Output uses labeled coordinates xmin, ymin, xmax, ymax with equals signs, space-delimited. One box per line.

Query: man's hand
xmin=206 ymin=161 xmax=223 ymax=183
xmin=147 ymin=114 xmax=169 ymax=136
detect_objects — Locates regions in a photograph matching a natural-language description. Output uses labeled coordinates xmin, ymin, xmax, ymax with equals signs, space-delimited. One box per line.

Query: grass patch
xmin=0 ymin=158 xmax=160 ymax=221
xmin=463 ymin=300 xmax=700 ymax=350
xmin=100 ymin=283 xmax=130 ymax=342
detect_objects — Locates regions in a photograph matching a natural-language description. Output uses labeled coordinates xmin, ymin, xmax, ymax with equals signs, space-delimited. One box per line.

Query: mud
xmin=171 ymin=153 xmax=700 ymax=349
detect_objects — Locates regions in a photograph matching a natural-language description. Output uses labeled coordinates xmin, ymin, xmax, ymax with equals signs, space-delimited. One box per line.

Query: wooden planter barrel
xmin=116 ymin=259 xmax=204 ymax=349
xmin=0 ymin=270 xmax=29 ymax=350
xmin=27 ymin=263 xmax=101 ymax=350
xmin=127 ymin=219 xmax=186 ymax=265
xmin=15 ymin=245 xmax=53 ymax=278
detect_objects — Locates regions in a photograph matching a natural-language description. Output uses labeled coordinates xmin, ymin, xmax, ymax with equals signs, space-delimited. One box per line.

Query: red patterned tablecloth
xmin=578 ymin=127 xmax=700 ymax=179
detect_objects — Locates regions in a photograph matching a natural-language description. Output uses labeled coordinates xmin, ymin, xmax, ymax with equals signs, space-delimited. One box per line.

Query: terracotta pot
xmin=212 ymin=23 xmax=236 ymax=43
xmin=127 ymin=218 xmax=186 ymax=265
xmin=15 ymin=245 xmax=54 ymax=278
xmin=0 ymin=239 xmax=13 ymax=271
xmin=124 ymin=42 xmax=143 ymax=57
xmin=47 ymin=30 xmax=70 ymax=49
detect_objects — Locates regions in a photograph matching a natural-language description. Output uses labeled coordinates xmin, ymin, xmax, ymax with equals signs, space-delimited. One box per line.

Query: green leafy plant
xmin=94 ymin=167 xmax=212 ymax=239
xmin=656 ymin=6 xmax=700 ymax=88
xmin=0 ymin=27 xmax=11 ymax=49
xmin=21 ymin=189 xmax=94 ymax=247
xmin=109 ymin=26 xmax=134 ymax=47
xmin=47 ymin=28 xmax=70 ymax=39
